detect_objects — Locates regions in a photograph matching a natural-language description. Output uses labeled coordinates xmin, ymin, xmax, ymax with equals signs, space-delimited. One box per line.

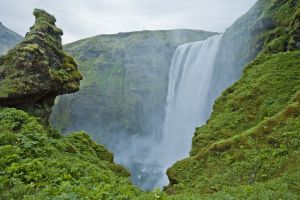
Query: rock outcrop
xmin=0 ymin=9 xmax=82 ymax=123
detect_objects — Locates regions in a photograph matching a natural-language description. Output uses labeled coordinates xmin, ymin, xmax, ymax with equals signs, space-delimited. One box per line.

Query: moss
xmin=0 ymin=108 xmax=153 ymax=199
xmin=166 ymin=99 xmax=300 ymax=199
xmin=191 ymin=51 xmax=300 ymax=154
xmin=0 ymin=9 xmax=82 ymax=124
xmin=21 ymin=43 xmax=39 ymax=52
xmin=260 ymin=0 xmax=300 ymax=53
xmin=65 ymin=131 xmax=114 ymax=162
xmin=265 ymin=36 xmax=288 ymax=52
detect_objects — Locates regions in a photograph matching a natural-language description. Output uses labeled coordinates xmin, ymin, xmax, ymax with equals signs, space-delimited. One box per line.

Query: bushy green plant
xmin=0 ymin=108 xmax=153 ymax=199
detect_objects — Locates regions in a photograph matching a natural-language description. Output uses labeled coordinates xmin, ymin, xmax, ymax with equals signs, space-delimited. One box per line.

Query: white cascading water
xmin=154 ymin=34 xmax=223 ymax=187
xmin=114 ymin=34 xmax=224 ymax=190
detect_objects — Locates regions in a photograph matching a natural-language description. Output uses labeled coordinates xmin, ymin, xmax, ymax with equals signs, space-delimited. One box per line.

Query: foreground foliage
xmin=0 ymin=108 xmax=152 ymax=199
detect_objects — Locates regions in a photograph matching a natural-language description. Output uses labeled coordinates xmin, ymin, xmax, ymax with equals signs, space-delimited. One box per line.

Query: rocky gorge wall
xmin=50 ymin=29 xmax=216 ymax=141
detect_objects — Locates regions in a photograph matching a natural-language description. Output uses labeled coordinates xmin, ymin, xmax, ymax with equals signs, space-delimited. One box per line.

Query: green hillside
xmin=165 ymin=0 xmax=300 ymax=199
xmin=0 ymin=22 xmax=22 ymax=55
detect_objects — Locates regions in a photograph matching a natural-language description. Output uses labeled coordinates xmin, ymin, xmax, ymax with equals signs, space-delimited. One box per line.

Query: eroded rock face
xmin=0 ymin=9 xmax=82 ymax=123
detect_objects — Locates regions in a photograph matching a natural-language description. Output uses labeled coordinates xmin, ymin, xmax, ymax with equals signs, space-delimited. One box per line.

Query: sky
xmin=0 ymin=0 xmax=257 ymax=44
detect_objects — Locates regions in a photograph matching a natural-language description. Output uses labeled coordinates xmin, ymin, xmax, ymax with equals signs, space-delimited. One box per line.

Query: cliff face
xmin=50 ymin=30 xmax=216 ymax=143
xmin=204 ymin=0 xmax=274 ymax=119
xmin=166 ymin=0 xmax=300 ymax=199
xmin=0 ymin=9 xmax=82 ymax=123
xmin=0 ymin=22 xmax=22 ymax=55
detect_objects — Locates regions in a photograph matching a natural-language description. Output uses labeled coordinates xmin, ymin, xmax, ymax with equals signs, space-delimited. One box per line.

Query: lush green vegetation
xmin=166 ymin=52 xmax=300 ymax=199
xmin=0 ymin=108 xmax=148 ymax=199
xmin=165 ymin=0 xmax=300 ymax=199
xmin=0 ymin=9 xmax=82 ymax=123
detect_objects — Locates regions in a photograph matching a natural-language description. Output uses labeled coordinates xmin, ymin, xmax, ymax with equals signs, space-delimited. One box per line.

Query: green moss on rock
xmin=0 ymin=9 xmax=82 ymax=123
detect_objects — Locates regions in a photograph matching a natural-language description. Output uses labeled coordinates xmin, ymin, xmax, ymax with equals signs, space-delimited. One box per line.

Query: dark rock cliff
xmin=0 ymin=9 xmax=82 ymax=123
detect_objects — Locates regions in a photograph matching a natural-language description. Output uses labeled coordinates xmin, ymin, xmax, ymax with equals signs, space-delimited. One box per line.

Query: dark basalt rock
xmin=0 ymin=9 xmax=82 ymax=123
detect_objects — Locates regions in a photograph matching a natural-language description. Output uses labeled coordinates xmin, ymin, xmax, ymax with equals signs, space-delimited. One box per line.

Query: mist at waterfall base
xmin=99 ymin=34 xmax=223 ymax=190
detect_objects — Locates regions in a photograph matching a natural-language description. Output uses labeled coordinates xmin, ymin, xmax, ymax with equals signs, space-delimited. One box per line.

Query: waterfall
xmin=115 ymin=34 xmax=223 ymax=190
xmin=155 ymin=34 xmax=223 ymax=187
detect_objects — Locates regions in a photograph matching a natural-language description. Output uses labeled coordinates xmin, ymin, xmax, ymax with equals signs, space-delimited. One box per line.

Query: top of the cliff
xmin=65 ymin=29 xmax=217 ymax=48
xmin=0 ymin=9 xmax=82 ymax=123
xmin=0 ymin=22 xmax=23 ymax=55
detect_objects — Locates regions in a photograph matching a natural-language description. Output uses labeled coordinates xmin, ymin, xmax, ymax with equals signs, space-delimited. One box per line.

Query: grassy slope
xmin=0 ymin=108 xmax=147 ymax=199
xmin=165 ymin=0 xmax=300 ymax=199
xmin=166 ymin=52 xmax=300 ymax=199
